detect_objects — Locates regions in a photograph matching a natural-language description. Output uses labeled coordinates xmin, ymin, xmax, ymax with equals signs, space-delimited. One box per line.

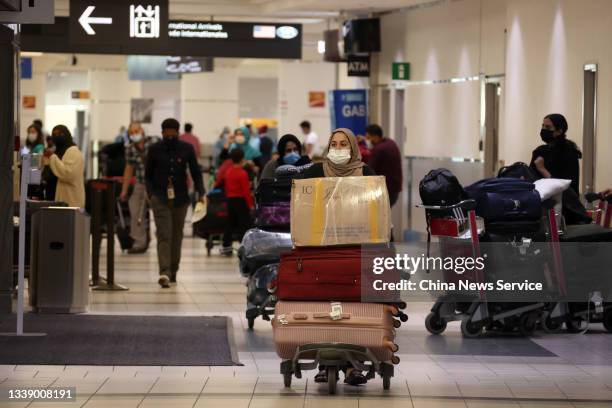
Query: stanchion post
xmin=92 ymin=179 xmax=128 ymax=291
xmin=105 ymin=181 xmax=115 ymax=286
xmin=0 ymin=154 xmax=45 ymax=337
xmin=90 ymin=185 xmax=103 ymax=286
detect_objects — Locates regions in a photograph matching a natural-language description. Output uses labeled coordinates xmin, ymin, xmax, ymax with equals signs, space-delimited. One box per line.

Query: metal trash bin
xmin=29 ymin=207 xmax=90 ymax=313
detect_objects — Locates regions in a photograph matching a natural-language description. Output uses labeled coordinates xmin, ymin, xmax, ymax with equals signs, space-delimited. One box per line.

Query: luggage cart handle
xmin=416 ymin=199 xmax=476 ymax=211
xmin=585 ymin=192 xmax=612 ymax=203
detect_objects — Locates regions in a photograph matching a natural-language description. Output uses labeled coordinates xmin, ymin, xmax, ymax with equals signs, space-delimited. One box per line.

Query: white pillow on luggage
xmin=534 ymin=178 xmax=571 ymax=200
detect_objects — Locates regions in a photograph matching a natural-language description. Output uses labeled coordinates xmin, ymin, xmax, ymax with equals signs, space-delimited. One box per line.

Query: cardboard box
xmin=291 ymin=176 xmax=391 ymax=246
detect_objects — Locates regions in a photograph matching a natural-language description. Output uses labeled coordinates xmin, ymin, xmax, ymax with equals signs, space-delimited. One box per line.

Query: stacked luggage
xmin=419 ymin=168 xmax=555 ymax=337
xmin=272 ymin=176 xmax=407 ymax=393
xmin=238 ymin=228 xmax=292 ymax=329
xmin=542 ymin=191 xmax=612 ymax=333
xmin=193 ymin=188 xmax=230 ymax=256
xmin=253 ymin=164 xmax=311 ymax=231
xmin=238 ymin=164 xmax=311 ymax=328
xmin=419 ymin=165 xmax=612 ymax=337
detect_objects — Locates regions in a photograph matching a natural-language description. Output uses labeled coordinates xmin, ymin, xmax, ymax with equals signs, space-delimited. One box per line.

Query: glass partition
xmin=405 ymin=156 xmax=484 ymax=236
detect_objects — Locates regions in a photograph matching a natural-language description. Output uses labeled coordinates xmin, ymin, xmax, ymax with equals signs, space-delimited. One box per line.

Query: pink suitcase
xmin=272 ymin=301 xmax=399 ymax=362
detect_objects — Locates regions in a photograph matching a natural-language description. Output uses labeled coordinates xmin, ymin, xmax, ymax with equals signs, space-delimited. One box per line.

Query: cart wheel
xmin=206 ymin=239 xmax=213 ymax=257
xmin=425 ymin=312 xmax=447 ymax=335
xmin=518 ymin=312 xmax=538 ymax=337
xmin=327 ymin=367 xmax=338 ymax=395
xmin=283 ymin=371 xmax=292 ymax=388
xmin=541 ymin=311 xmax=562 ymax=333
xmin=603 ymin=310 xmax=612 ymax=333
xmin=566 ymin=316 xmax=587 ymax=333
xmin=382 ymin=375 xmax=391 ymax=390
xmin=461 ymin=316 xmax=483 ymax=338
xmin=399 ymin=312 xmax=409 ymax=322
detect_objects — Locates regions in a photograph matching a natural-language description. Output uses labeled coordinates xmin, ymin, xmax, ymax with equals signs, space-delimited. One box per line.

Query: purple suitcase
xmin=255 ymin=202 xmax=290 ymax=228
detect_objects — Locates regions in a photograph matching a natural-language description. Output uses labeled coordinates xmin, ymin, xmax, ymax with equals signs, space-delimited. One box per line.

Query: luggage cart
xmin=542 ymin=192 xmax=612 ymax=333
xmin=193 ymin=189 xmax=229 ymax=256
xmin=245 ymin=264 xmax=278 ymax=330
xmin=418 ymin=199 xmax=557 ymax=337
xmin=280 ymin=343 xmax=397 ymax=394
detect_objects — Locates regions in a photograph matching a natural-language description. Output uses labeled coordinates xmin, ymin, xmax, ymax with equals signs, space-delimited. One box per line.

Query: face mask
xmin=163 ymin=136 xmax=178 ymax=147
xmin=130 ymin=133 xmax=143 ymax=143
xmin=52 ymin=134 xmax=68 ymax=148
xmin=365 ymin=140 xmax=373 ymax=149
xmin=49 ymin=145 xmax=56 ymax=153
xmin=27 ymin=133 xmax=38 ymax=143
xmin=327 ymin=148 xmax=351 ymax=165
xmin=235 ymin=135 xmax=246 ymax=145
xmin=540 ymin=129 xmax=555 ymax=143
xmin=283 ymin=152 xmax=300 ymax=165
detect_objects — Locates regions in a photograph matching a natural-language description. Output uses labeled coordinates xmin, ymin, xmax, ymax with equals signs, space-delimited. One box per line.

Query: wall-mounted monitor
xmin=343 ymin=18 xmax=381 ymax=54
xmin=323 ymin=29 xmax=346 ymax=62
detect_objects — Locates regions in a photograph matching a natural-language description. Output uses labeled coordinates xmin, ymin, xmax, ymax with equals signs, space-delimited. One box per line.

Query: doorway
xmin=483 ymin=81 xmax=501 ymax=178
xmin=582 ymin=64 xmax=597 ymax=193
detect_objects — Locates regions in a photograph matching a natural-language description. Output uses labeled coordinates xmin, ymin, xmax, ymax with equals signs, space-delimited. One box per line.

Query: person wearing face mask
xmin=120 ymin=122 xmax=151 ymax=254
xmin=530 ymin=113 xmax=582 ymax=193
xmin=146 ymin=118 xmax=205 ymax=288
xmin=300 ymin=127 xmax=375 ymax=387
xmin=260 ymin=134 xmax=311 ymax=179
xmin=301 ymin=128 xmax=375 ymax=179
xmin=228 ymin=126 xmax=262 ymax=179
xmin=42 ymin=125 xmax=85 ymax=208
xmin=25 ymin=124 xmax=45 ymax=154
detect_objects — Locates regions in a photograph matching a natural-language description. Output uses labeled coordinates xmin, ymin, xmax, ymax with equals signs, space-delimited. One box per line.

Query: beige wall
xmin=504 ymin=0 xmax=612 ymax=191
xmin=377 ymin=0 xmax=612 ymax=192
xmin=278 ymin=61 xmax=336 ymax=145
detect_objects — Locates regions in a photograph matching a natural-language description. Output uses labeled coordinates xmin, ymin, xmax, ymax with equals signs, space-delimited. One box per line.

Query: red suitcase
xmin=273 ymin=301 xmax=399 ymax=362
xmin=276 ymin=245 xmax=400 ymax=302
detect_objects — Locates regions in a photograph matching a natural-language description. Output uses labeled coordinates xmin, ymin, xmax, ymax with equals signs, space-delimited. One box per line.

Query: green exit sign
xmin=392 ymin=62 xmax=410 ymax=80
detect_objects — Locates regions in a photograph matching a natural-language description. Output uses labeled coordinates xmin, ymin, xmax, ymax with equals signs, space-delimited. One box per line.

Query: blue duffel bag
xmin=464 ymin=177 xmax=541 ymax=222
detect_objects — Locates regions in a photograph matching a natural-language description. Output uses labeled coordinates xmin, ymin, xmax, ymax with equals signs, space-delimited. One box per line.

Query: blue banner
xmin=20 ymin=57 xmax=32 ymax=79
xmin=329 ymin=89 xmax=368 ymax=136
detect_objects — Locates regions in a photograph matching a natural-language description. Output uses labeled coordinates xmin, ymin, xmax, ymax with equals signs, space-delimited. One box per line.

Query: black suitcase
xmin=116 ymin=201 xmax=134 ymax=251
xmin=560 ymin=223 xmax=612 ymax=242
xmin=255 ymin=178 xmax=292 ymax=205
xmin=193 ymin=190 xmax=229 ymax=238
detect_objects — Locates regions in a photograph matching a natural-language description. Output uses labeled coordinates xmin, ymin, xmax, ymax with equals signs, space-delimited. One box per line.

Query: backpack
xmin=419 ymin=168 xmax=465 ymax=207
xmin=497 ymin=162 xmax=537 ymax=182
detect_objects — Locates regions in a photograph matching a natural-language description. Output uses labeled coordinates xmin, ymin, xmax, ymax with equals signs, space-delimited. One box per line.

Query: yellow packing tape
xmin=368 ymin=177 xmax=379 ymax=241
xmin=310 ymin=178 xmax=325 ymax=245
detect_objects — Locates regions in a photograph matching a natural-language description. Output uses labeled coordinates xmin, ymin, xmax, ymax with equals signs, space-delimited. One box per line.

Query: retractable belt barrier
xmin=89 ymin=179 xmax=129 ymax=291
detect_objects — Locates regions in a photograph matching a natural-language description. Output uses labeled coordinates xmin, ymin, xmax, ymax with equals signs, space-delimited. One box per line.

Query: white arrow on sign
xmin=78 ymin=6 xmax=113 ymax=35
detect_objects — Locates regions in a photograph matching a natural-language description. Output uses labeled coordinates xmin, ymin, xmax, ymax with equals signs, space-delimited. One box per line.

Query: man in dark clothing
xmin=146 ymin=118 xmax=205 ymax=288
xmin=365 ymin=124 xmax=403 ymax=207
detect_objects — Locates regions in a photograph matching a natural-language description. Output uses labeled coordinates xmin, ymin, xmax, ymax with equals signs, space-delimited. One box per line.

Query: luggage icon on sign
xmin=130 ymin=5 xmax=160 ymax=39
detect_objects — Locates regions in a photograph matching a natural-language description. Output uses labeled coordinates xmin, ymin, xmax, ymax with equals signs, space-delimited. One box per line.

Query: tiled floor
xmin=4 ymin=235 xmax=612 ymax=407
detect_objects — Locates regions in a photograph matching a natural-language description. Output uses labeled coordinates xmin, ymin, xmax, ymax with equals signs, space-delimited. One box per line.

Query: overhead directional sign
xmin=22 ymin=0 xmax=301 ymax=59
xmin=69 ymin=0 xmax=168 ymax=47
xmin=22 ymin=16 xmax=302 ymax=59
xmin=78 ymin=6 xmax=112 ymax=35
